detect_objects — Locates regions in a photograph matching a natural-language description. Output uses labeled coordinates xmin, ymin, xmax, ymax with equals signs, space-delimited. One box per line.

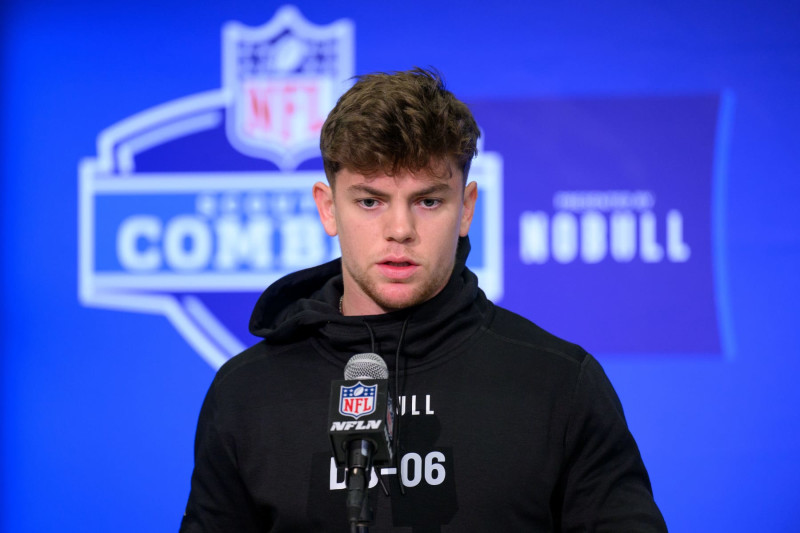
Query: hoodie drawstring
xmin=393 ymin=315 xmax=410 ymax=496
xmin=360 ymin=315 xmax=411 ymax=497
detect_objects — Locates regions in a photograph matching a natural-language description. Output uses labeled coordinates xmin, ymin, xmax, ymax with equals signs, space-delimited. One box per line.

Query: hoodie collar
xmin=249 ymin=236 xmax=489 ymax=369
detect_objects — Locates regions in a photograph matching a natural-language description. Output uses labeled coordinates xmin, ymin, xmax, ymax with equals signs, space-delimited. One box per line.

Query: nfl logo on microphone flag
xmin=339 ymin=382 xmax=377 ymax=419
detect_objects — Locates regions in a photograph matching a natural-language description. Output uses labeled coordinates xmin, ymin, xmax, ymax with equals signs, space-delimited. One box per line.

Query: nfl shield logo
xmin=339 ymin=382 xmax=377 ymax=420
xmin=222 ymin=5 xmax=354 ymax=170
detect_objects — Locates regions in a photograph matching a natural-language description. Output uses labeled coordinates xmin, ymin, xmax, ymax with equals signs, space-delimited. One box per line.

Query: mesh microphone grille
xmin=344 ymin=353 xmax=389 ymax=380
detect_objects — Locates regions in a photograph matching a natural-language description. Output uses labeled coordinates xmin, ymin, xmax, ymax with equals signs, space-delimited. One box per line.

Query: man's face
xmin=313 ymin=166 xmax=478 ymax=316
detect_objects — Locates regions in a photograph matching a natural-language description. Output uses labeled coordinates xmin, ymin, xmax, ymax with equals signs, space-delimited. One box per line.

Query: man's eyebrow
xmin=346 ymin=184 xmax=386 ymax=196
xmin=345 ymin=183 xmax=452 ymax=197
xmin=413 ymin=183 xmax=452 ymax=196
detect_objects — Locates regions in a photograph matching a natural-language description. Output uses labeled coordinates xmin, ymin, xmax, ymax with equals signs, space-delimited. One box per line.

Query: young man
xmin=180 ymin=68 xmax=667 ymax=532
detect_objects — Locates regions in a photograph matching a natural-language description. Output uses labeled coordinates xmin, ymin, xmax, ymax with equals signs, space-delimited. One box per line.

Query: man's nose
xmin=384 ymin=205 xmax=416 ymax=243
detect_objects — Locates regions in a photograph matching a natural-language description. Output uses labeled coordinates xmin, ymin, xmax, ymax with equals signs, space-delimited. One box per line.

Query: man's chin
xmin=374 ymin=296 xmax=418 ymax=313
xmin=372 ymin=285 xmax=435 ymax=312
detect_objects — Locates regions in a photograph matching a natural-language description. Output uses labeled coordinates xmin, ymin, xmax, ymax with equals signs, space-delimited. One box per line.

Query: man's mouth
xmin=377 ymin=259 xmax=418 ymax=280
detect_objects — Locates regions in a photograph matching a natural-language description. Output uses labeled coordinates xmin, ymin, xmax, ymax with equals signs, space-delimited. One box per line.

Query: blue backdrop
xmin=2 ymin=1 xmax=799 ymax=531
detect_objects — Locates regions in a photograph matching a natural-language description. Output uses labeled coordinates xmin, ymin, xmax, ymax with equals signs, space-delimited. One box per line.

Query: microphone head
xmin=345 ymin=353 xmax=389 ymax=380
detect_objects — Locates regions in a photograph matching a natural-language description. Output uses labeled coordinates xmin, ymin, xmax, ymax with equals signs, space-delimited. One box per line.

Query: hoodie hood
xmin=248 ymin=236 xmax=490 ymax=369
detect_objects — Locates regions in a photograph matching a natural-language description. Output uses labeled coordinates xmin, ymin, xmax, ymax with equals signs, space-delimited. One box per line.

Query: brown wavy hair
xmin=320 ymin=67 xmax=480 ymax=185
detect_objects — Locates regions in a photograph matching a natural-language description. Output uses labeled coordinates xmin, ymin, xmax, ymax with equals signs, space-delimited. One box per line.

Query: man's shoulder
xmin=483 ymin=303 xmax=590 ymax=369
xmin=211 ymin=340 xmax=313 ymax=396
xmin=216 ymin=339 xmax=277 ymax=374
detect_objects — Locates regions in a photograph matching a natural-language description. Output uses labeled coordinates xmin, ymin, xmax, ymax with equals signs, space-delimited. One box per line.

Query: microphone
xmin=328 ymin=353 xmax=394 ymax=531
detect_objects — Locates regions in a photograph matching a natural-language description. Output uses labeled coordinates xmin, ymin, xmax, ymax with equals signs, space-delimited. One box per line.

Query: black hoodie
xmin=180 ymin=238 xmax=667 ymax=532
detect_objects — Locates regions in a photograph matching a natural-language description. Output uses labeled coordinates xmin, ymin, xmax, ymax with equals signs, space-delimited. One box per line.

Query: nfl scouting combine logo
xmin=78 ymin=5 xmax=505 ymax=369
xmin=339 ymin=383 xmax=377 ymax=419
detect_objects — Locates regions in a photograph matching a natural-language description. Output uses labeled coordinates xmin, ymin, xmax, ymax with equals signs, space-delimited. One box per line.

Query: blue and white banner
xmin=80 ymin=6 xmax=728 ymax=369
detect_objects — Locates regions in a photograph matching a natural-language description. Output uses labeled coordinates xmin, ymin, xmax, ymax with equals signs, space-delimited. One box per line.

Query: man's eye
xmin=359 ymin=199 xmax=378 ymax=208
xmin=420 ymin=198 xmax=441 ymax=208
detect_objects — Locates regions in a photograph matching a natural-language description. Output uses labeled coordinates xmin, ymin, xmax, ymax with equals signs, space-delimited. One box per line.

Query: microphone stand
xmin=346 ymin=440 xmax=374 ymax=532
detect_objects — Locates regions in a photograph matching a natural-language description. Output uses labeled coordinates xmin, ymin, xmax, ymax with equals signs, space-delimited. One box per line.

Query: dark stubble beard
xmin=342 ymin=253 xmax=457 ymax=313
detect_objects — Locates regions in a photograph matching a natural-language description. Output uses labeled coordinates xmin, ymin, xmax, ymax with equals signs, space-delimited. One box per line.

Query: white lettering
xmin=268 ymin=192 xmax=297 ymax=215
xmin=610 ymin=210 xmax=636 ymax=262
xmin=667 ymin=210 xmax=691 ymax=262
xmin=580 ymin=210 xmax=606 ymax=263
xmin=329 ymin=420 xmax=381 ymax=431
xmin=401 ymin=453 xmax=423 ymax=488
xmin=519 ymin=207 xmax=689 ymax=265
xmin=639 ymin=211 xmax=664 ymax=263
xmin=398 ymin=395 xmax=434 ymax=416
xmin=214 ymin=215 xmax=273 ymax=269
xmin=329 ymin=452 xmax=446 ymax=491
xmin=243 ymin=193 xmax=266 ymax=214
xmin=553 ymin=190 xmax=655 ymax=211
xmin=163 ymin=215 xmax=212 ymax=270
xmin=327 ymin=459 xmax=379 ymax=490
xmin=424 ymin=452 xmax=446 ymax=486
xmin=115 ymin=192 xmax=339 ymax=274
xmin=329 ymin=458 xmax=346 ymax=489
xmin=551 ymin=212 xmax=578 ymax=263
xmin=117 ymin=215 xmax=162 ymax=270
xmin=280 ymin=215 xmax=326 ymax=268
xmin=519 ymin=211 xmax=549 ymax=264
xmin=195 ymin=194 xmax=217 ymax=217
xmin=425 ymin=395 xmax=434 ymax=415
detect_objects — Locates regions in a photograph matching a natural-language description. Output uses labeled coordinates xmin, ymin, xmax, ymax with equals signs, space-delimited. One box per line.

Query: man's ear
xmin=313 ymin=182 xmax=338 ymax=236
xmin=460 ymin=181 xmax=478 ymax=237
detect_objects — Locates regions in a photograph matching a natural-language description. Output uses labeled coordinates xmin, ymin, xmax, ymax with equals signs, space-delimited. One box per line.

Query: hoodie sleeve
xmin=558 ymin=355 xmax=668 ymax=532
xmin=179 ymin=378 xmax=267 ymax=533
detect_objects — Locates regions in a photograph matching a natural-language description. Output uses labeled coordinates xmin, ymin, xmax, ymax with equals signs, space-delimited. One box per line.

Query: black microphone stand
xmin=346 ymin=439 xmax=374 ymax=532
